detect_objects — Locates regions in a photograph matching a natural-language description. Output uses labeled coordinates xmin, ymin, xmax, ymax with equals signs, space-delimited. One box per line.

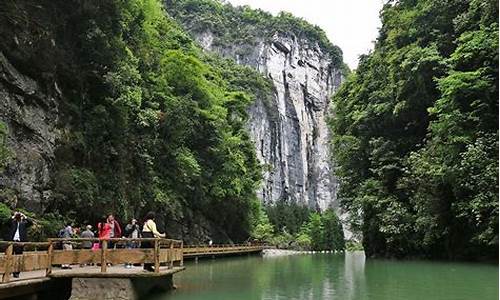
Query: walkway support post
xmin=180 ymin=241 xmax=184 ymax=267
xmin=154 ymin=239 xmax=160 ymax=273
xmin=46 ymin=241 xmax=53 ymax=276
xmin=169 ymin=242 xmax=174 ymax=269
xmin=101 ymin=240 xmax=108 ymax=273
xmin=2 ymin=244 xmax=13 ymax=283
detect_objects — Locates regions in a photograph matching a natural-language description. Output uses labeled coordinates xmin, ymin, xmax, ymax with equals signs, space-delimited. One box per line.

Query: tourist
xmin=141 ymin=211 xmax=165 ymax=271
xmin=8 ymin=211 xmax=32 ymax=278
xmin=107 ymin=214 xmax=122 ymax=249
xmin=124 ymin=218 xmax=141 ymax=242
xmin=73 ymin=226 xmax=81 ymax=237
xmin=81 ymin=225 xmax=95 ymax=249
xmin=98 ymin=215 xmax=111 ymax=240
xmin=61 ymin=223 xmax=74 ymax=269
xmin=80 ymin=225 xmax=95 ymax=267
xmin=124 ymin=218 xmax=140 ymax=268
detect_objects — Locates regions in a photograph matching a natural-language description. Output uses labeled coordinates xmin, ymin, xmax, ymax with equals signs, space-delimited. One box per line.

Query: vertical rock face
xmin=0 ymin=51 xmax=59 ymax=211
xmin=192 ymin=32 xmax=343 ymax=211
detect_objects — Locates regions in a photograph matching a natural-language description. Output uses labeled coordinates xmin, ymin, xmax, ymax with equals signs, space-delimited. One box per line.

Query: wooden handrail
xmin=0 ymin=241 xmax=50 ymax=246
xmin=0 ymin=238 xmax=184 ymax=283
xmin=0 ymin=241 xmax=264 ymax=284
xmin=183 ymin=243 xmax=258 ymax=248
xmin=47 ymin=238 xmax=182 ymax=243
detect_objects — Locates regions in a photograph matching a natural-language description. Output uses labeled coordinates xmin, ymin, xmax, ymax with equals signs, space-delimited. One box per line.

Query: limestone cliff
xmin=0 ymin=51 xmax=59 ymax=211
xmin=175 ymin=26 xmax=343 ymax=211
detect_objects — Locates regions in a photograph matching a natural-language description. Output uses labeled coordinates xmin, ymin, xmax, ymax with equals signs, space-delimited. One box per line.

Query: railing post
xmin=101 ymin=240 xmax=108 ymax=273
xmin=46 ymin=241 xmax=53 ymax=276
xmin=154 ymin=239 xmax=160 ymax=273
xmin=2 ymin=243 xmax=13 ymax=283
xmin=180 ymin=241 xmax=184 ymax=267
xmin=169 ymin=241 xmax=174 ymax=269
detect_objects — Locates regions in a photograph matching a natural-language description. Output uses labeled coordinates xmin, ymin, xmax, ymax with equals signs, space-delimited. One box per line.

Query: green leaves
xmin=166 ymin=0 xmax=343 ymax=67
xmin=251 ymin=208 xmax=275 ymax=242
xmin=24 ymin=0 xmax=265 ymax=241
xmin=330 ymin=0 xmax=498 ymax=259
xmin=264 ymin=201 xmax=345 ymax=251
xmin=297 ymin=210 xmax=345 ymax=251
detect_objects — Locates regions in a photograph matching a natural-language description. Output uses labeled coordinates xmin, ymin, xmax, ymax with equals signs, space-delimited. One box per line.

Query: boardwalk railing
xmin=0 ymin=238 xmax=183 ymax=283
xmin=183 ymin=244 xmax=264 ymax=257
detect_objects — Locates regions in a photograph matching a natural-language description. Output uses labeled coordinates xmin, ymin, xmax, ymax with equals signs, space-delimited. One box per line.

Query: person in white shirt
xmin=9 ymin=212 xmax=33 ymax=278
xmin=141 ymin=212 xmax=166 ymax=271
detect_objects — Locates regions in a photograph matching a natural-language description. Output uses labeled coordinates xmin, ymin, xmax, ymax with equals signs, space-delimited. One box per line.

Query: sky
xmin=225 ymin=0 xmax=384 ymax=69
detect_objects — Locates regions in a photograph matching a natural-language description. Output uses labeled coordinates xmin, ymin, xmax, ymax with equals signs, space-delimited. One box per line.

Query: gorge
xmin=0 ymin=0 xmax=497 ymax=261
xmin=168 ymin=1 xmax=345 ymax=212
xmin=0 ymin=0 xmax=347 ymax=245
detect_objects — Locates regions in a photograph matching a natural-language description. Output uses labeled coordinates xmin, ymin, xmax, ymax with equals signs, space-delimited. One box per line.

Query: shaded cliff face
xmin=194 ymin=31 xmax=343 ymax=211
xmin=0 ymin=51 xmax=59 ymax=211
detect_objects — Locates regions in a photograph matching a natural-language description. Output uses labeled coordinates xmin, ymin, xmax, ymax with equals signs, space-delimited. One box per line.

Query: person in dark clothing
xmin=8 ymin=211 xmax=33 ymax=278
xmin=124 ymin=219 xmax=141 ymax=268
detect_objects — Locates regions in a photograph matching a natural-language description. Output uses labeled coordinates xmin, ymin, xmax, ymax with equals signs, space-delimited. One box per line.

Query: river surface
xmin=158 ymin=252 xmax=498 ymax=300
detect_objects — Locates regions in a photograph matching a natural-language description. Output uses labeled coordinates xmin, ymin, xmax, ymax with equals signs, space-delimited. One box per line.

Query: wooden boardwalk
xmin=0 ymin=238 xmax=184 ymax=283
xmin=0 ymin=238 xmax=188 ymax=299
xmin=183 ymin=244 xmax=265 ymax=258
xmin=0 ymin=239 xmax=265 ymax=290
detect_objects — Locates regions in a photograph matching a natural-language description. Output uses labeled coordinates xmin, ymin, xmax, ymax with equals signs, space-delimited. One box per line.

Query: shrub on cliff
xmin=166 ymin=0 xmax=343 ymax=67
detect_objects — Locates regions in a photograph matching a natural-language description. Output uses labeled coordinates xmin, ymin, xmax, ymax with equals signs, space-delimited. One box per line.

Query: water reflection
xmin=159 ymin=252 xmax=498 ymax=300
xmin=343 ymin=251 xmax=366 ymax=300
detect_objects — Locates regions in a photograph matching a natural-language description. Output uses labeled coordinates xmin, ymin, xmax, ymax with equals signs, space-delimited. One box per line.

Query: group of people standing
xmin=7 ymin=210 xmax=166 ymax=277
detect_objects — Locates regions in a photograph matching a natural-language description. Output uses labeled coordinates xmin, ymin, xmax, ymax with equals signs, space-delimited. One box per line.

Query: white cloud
xmin=225 ymin=0 xmax=384 ymax=69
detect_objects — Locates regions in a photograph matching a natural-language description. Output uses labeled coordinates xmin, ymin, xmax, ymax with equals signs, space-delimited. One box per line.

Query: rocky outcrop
xmin=0 ymin=51 xmax=59 ymax=211
xmin=190 ymin=32 xmax=343 ymax=211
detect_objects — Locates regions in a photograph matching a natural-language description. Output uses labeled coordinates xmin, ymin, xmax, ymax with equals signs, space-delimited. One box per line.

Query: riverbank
xmin=262 ymin=249 xmax=303 ymax=257
xmin=262 ymin=249 xmax=338 ymax=257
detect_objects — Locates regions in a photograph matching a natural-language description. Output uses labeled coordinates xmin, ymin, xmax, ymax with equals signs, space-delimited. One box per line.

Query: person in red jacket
xmin=98 ymin=215 xmax=112 ymax=240
xmin=98 ymin=214 xmax=122 ymax=239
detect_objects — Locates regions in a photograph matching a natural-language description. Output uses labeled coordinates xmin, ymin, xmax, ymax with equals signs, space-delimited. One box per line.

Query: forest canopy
xmin=329 ymin=0 xmax=498 ymax=260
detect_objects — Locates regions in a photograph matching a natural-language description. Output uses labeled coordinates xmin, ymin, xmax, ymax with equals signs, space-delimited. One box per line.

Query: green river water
xmin=159 ymin=252 xmax=498 ymax=300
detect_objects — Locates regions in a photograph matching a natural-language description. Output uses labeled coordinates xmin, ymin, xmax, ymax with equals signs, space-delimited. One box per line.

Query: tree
xmin=321 ymin=209 xmax=345 ymax=251
xmin=329 ymin=0 xmax=498 ymax=259
xmin=251 ymin=208 xmax=275 ymax=242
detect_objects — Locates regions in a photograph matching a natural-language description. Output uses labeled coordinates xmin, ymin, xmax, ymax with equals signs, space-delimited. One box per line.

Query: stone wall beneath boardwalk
xmin=0 ymin=278 xmax=72 ymax=300
xmin=69 ymin=276 xmax=174 ymax=300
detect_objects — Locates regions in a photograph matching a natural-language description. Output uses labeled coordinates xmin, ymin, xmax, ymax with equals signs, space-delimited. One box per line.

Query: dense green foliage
xmin=297 ymin=210 xmax=345 ymax=251
xmin=0 ymin=0 xmax=273 ymax=241
xmin=166 ymin=0 xmax=343 ymax=67
xmin=252 ymin=202 xmax=345 ymax=251
xmin=330 ymin=0 xmax=498 ymax=260
xmin=266 ymin=200 xmax=311 ymax=235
